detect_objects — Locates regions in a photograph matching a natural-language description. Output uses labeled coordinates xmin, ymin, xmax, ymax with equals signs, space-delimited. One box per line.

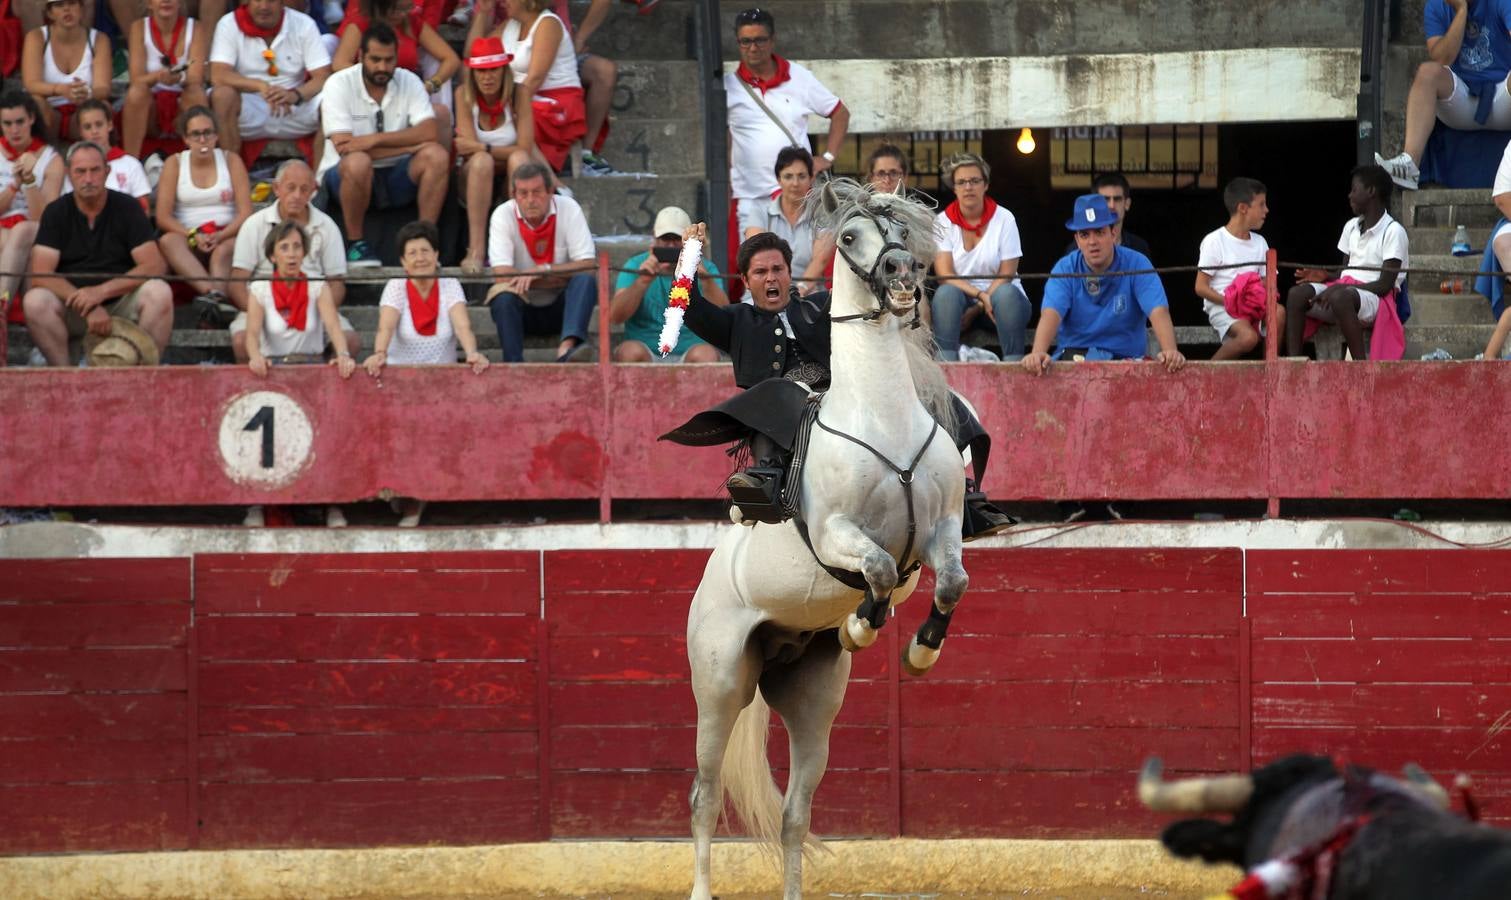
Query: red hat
xmin=467 ymin=37 xmax=514 ymax=69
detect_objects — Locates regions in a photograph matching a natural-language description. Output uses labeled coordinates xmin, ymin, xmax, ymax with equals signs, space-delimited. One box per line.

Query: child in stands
xmin=1195 ymin=177 xmax=1281 ymax=360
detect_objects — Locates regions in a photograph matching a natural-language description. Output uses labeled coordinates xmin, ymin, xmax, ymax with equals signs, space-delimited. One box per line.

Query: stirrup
xmin=726 ymin=464 xmax=787 ymax=524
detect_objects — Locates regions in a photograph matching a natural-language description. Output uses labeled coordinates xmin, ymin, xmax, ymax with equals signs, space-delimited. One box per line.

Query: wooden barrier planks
xmin=897 ymin=548 xmax=1245 ymax=838
xmin=0 ymin=558 xmax=192 ymax=853
xmin=1248 ymin=550 xmax=1511 ymax=825
xmin=193 ymin=552 xmax=543 ymax=847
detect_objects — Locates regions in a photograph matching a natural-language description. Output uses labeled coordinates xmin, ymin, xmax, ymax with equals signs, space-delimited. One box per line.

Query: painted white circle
xmin=217 ymin=391 xmax=315 ymax=488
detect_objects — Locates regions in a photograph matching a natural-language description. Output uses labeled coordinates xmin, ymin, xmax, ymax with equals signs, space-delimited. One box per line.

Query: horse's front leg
xmin=815 ymin=516 xmax=898 ymax=652
xmin=904 ymin=514 xmax=968 ymax=676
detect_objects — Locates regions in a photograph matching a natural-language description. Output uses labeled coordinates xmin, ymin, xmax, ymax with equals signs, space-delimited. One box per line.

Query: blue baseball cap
xmin=1065 ymin=193 xmax=1119 ymax=231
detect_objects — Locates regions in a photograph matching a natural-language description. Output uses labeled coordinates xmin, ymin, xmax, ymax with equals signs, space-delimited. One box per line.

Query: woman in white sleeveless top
xmin=454 ymin=36 xmax=533 ymax=273
xmin=122 ymin=0 xmax=210 ymax=158
xmin=0 ymin=96 xmax=63 ymax=325
xmin=465 ymin=0 xmax=583 ymax=173
xmin=155 ymin=106 xmax=252 ymax=304
xmin=362 ymin=221 xmax=486 ymax=527
xmin=20 ymin=0 xmax=112 ymax=141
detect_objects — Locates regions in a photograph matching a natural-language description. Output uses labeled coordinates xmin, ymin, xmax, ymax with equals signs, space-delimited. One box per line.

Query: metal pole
xmin=1356 ymin=0 xmax=1387 ymax=166
xmin=694 ymin=0 xmax=730 ymax=274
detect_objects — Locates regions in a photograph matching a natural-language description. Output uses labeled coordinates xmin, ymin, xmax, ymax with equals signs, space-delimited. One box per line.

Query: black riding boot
xmin=726 ymin=433 xmax=788 ymax=524
xmin=962 ymin=478 xmax=1016 ymax=541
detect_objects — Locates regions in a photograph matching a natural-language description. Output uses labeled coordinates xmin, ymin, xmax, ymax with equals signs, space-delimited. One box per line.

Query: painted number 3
xmin=217 ymin=390 xmax=315 ymax=488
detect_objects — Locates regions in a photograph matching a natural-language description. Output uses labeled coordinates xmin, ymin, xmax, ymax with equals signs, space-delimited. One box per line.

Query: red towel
xmin=1222 ymin=271 xmax=1268 ymax=325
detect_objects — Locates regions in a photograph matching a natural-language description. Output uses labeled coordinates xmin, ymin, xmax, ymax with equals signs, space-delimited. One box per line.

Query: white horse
xmin=686 ymin=180 xmax=970 ymax=900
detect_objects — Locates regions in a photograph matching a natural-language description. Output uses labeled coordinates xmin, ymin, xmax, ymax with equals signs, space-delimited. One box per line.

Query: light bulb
xmin=1016 ymin=127 xmax=1036 ymax=155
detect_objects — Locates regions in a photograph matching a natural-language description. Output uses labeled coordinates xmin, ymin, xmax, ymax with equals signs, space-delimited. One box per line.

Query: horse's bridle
xmin=830 ymin=208 xmax=923 ymax=329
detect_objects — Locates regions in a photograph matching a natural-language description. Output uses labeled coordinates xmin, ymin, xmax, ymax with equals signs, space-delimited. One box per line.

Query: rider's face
xmin=743 ymin=249 xmax=791 ymax=313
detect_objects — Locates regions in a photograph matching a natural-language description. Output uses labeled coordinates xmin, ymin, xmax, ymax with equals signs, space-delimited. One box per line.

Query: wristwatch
xmin=821 ymin=151 xmax=835 ymax=162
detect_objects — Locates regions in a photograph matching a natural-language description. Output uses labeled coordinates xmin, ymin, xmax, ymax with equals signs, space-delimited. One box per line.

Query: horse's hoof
xmin=902 ymin=637 xmax=941 ymax=676
xmin=838 ymin=613 xmax=878 ymax=652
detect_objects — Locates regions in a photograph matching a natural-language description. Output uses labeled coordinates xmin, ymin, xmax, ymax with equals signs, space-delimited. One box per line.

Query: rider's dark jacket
xmin=685 ymin=286 xmax=831 ymax=389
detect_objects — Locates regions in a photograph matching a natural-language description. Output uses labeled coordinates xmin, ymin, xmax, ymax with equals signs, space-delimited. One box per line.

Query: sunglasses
xmin=734 ymin=7 xmax=767 ymax=23
xmin=374 ymin=109 xmax=384 ymax=133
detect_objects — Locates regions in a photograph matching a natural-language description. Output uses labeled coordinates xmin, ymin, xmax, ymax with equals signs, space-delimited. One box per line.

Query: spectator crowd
xmin=20 ymin=0 xmax=1511 ymax=386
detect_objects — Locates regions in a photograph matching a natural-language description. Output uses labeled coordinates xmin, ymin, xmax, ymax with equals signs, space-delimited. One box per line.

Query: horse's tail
xmin=722 ymin=689 xmax=785 ymax=858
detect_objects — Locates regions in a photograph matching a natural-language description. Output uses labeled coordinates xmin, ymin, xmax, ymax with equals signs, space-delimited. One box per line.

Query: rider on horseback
xmin=671 ymin=225 xmax=1014 ymax=541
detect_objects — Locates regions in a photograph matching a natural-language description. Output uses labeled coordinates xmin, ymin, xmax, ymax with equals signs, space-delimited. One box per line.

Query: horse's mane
xmin=808 ymin=179 xmax=957 ymax=436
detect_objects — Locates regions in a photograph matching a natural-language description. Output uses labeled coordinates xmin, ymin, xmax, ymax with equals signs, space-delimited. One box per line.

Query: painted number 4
xmin=217 ymin=390 xmax=315 ymax=488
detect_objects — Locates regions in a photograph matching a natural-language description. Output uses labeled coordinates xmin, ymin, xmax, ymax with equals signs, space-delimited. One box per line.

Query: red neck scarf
xmin=406 ymin=279 xmax=439 ymax=336
xmin=516 ymin=211 xmax=557 ymax=267
xmin=270 ymin=276 xmax=309 ymax=330
xmin=234 ymin=5 xmax=282 ymax=42
xmin=150 ymin=14 xmax=185 ymax=66
xmin=0 ymin=136 xmax=43 ymax=161
xmin=476 ymin=91 xmax=507 ymax=130
xmin=736 ymin=54 xmax=791 ymax=94
xmin=106 ymin=146 xmax=125 ymax=161
xmin=944 ymin=198 xmax=997 ymax=238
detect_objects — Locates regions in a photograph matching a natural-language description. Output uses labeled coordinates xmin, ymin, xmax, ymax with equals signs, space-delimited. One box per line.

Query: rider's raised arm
xmin=683 ymin=279 xmax=736 ymax=353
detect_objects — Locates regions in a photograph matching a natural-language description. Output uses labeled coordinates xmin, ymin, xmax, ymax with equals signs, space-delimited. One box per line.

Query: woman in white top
xmin=156 ymin=106 xmax=252 ymax=303
xmin=454 ymin=36 xmax=534 ymax=273
xmin=245 ymin=220 xmax=355 ymax=530
xmin=467 ymin=0 xmax=584 ymax=173
xmin=930 ymin=152 xmax=1032 ymax=362
xmin=122 ymin=0 xmax=210 ymax=159
xmin=742 ymin=146 xmax=820 ymax=286
xmin=363 ymin=221 xmax=487 ymax=527
xmin=0 ymin=94 xmax=63 ymax=324
xmin=21 ymin=0 xmax=112 ymax=141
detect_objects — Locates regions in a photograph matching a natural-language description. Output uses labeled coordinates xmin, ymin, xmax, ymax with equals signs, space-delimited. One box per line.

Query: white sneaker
xmin=325 ymin=505 xmax=347 ymax=528
xmin=1374 ymin=151 xmax=1420 ymax=191
xmin=243 ymin=505 xmax=265 ymax=527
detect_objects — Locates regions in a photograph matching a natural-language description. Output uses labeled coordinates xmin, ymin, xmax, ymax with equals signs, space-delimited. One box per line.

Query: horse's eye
xmin=842 ymin=234 xmax=854 ymax=245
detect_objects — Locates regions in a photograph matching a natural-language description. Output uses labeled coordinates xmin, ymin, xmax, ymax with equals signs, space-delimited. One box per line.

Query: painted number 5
xmin=217 ymin=390 xmax=315 ymax=488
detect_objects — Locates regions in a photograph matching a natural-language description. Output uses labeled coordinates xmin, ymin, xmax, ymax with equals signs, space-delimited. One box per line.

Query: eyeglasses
xmin=953 ymin=177 xmax=986 ymax=188
xmin=871 ymin=169 xmax=904 ymax=179
xmin=185 ymin=128 xmax=216 ymax=141
xmin=736 ymin=35 xmax=771 ymax=47
xmin=374 ymin=109 xmax=384 ymax=133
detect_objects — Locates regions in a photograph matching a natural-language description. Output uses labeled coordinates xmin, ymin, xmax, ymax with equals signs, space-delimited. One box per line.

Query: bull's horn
xmin=1138 ymin=758 xmax=1254 ymax=813
xmin=1402 ymin=763 xmax=1450 ymax=808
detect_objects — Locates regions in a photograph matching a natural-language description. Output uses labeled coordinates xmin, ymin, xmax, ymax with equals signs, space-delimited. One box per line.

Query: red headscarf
xmin=234 ymin=5 xmax=282 ymax=41
xmin=735 ymin=54 xmax=791 ymax=94
xmin=271 ymin=277 xmax=309 ymax=330
xmin=944 ymin=197 xmax=998 ymax=238
xmin=406 ymin=279 xmax=439 ymax=336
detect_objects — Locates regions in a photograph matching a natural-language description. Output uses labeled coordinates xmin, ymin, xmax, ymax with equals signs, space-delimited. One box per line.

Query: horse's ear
xmin=821 ymin=181 xmax=840 ymax=215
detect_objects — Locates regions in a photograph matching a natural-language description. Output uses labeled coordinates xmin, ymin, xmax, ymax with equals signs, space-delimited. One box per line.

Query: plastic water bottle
xmin=1441 ymin=277 xmax=1473 ymax=293
xmin=1451 ymin=225 xmax=1472 ymax=256
xmin=1421 ymin=348 xmax=1454 ymax=361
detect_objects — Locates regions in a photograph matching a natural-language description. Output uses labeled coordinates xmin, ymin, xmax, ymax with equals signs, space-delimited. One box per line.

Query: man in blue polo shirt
xmin=1022 ymin=194 xmax=1185 ymax=375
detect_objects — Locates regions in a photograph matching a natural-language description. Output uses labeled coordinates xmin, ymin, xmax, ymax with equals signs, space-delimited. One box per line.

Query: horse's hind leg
xmin=761 ymin=631 xmax=852 ymax=900
xmin=904 ymin=517 xmax=968 ymax=676
xmin=816 ymin=517 xmax=899 ymax=652
xmin=688 ymin=609 xmax=763 ymax=900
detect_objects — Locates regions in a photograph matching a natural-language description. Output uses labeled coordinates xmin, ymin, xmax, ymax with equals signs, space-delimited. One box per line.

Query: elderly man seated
xmin=485 ymin=160 xmax=597 ymax=362
xmin=209 ymin=0 xmax=331 ymax=156
xmin=317 ymin=22 xmax=450 ymax=268
xmin=20 ymin=141 xmax=172 ymax=366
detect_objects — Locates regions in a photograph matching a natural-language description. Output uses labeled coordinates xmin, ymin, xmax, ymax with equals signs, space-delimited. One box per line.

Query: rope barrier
xmin=0 ymin=257 xmax=1496 ymax=289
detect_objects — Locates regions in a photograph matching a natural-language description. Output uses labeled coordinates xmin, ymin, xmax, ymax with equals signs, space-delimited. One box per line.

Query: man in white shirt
xmin=486 ymin=161 xmax=597 ymax=363
xmin=209 ymin=0 xmax=331 ymax=154
xmin=724 ymin=8 xmax=847 ymax=280
xmin=1285 ymin=165 xmax=1409 ymax=360
xmin=318 ymin=22 xmax=449 ymax=268
xmin=225 ymin=160 xmax=353 ymax=362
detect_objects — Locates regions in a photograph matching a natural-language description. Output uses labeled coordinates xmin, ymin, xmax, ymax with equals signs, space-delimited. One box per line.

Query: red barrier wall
xmin=8 ymin=361 xmax=1511 ymax=509
xmin=3 ymin=548 xmax=1509 ymax=854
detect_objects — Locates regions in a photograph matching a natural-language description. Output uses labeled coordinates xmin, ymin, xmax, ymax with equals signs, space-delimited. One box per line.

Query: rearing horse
xmin=686 ymin=180 xmax=970 ymax=900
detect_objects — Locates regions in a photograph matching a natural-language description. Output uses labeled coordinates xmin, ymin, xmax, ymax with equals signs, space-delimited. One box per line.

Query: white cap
xmin=652 ymin=206 xmax=692 ymax=239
